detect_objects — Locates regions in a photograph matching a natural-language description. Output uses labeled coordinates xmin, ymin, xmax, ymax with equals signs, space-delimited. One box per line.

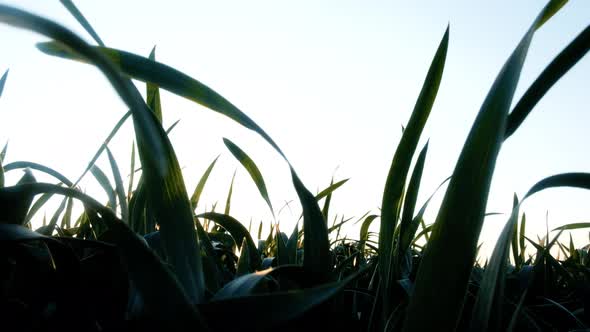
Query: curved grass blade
xmin=393 ymin=142 xmax=428 ymax=279
xmin=505 ymin=25 xmax=590 ymax=139
xmin=24 ymin=191 xmax=54 ymax=224
xmin=106 ymin=146 xmax=128 ymax=221
xmin=59 ymin=0 xmax=104 ymax=46
xmin=315 ymin=178 xmax=349 ymax=201
xmin=403 ymin=3 xmax=567 ymax=331
xmin=524 ymin=172 xmax=590 ymax=198
xmin=359 ymin=214 xmax=378 ymax=254
xmin=552 ymin=222 xmax=590 ymax=231
xmin=321 ymin=178 xmax=333 ymax=220
xmin=41 ymin=195 xmax=68 ymax=235
xmin=2 ymin=169 xmax=37 ymax=225
xmin=0 ymin=6 xmax=206 ymax=305
xmin=146 ymin=46 xmax=163 ymax=123
xmin=91 ymin=165 xmax=117 ymax=211
xmin=0 ymin=69 xmax=7 ymax=98
xmin=4 ymin=161 xmax=74 ymax=187
xmin=223 ymin=138 xmax=274 ymax=217
xmin=380 ymin=26 xmax=448 ymax=319
xmin=190 ymin=155 xmax=219 ymax=210
xmin=197 ymin=212 xmax=261 ymax=269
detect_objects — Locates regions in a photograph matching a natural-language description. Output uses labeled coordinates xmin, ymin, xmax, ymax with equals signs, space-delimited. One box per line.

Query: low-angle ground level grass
xmin=1 ymin=1 xmax=589 ymax=331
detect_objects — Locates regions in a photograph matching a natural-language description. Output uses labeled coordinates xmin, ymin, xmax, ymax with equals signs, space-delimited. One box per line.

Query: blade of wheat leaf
xmin=403 ymin=2 xmax=567 ymax=331
xmin=4 ymin=161 xmax=74 ymax=187
xmin=90 ymin=165 xmax=117 ymax=212
xmin=505 ymin=25 xmax=589 ymax=139
xmin=315 ymin=178 xmax=349 ymax=201
xmin=127 ymin=141 xmax=135 ymax=203
xmin=190 ymin=155 xmax=219 ymax=210
xmin=553 ymin=222 xmax=590 ymax=231
xmin=224 ymin=170 xmax=236 ymax=215
xmin=59 ymin=0 xmax=105 ymax=46
xmin=106 ymin=146 xmax=128 ymax=221
xmin=223 ymin=138 xmax=274 ymax=217
xmin=0 ymin=69 xmax=8 ymax=99
xmin=0 ymin=5 xmax=207 ymax=306
xmin=380 ymin=26 xmax=448 ymax=320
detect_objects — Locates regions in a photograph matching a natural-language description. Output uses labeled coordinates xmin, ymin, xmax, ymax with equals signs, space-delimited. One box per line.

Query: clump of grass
xmin=1 ymin=0 xmax=589 ymax=331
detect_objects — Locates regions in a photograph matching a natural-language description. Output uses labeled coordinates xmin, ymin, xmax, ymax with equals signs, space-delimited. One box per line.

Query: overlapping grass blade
xmin=127 ymin=141 xmax=135 ymax=203
xmin=321 ymin=178 xmax=334 ymax=220
xmin=0 ymin=169 xmax=36 ymax=225
xmin=0 ymin=5 xmax=206 ymax=305
xmin=403 ymin=3 xmax=566 ymax=330
xmin=147 ymin=46 xmax=163 ymax=123
xmin=380 ymin=26 xmax=448 ymax=319
xmin=4 ymin=161 xmax=74 ymax=186
xmin=359 ymin=214 xmax=378 ymax=254
xmin=59 ymin=0 xmax=105 ymax=46
xmin=315 ymin=178 xmax=349 ymax=201
xmin=505 ymin=25 xmax=590 ymax=139
xmin=223 ymin=138 xmax=274 ymax=216
xmin=90 ymin=165 xmax=117 ymax=211
xmin=197 ymin=212 xmax=261 ymax=269
xmin=106 ymin=146 xmax=128 ymax=221
xmin=236 ymin=237 xmax=252 ymax=277
xmin=190 ymin=155 xmax=219 ymax=210
xmin=40 ymin=195 xmax=68 ymax=235
xmin=286 ymin=223 xmax=299 ymax=264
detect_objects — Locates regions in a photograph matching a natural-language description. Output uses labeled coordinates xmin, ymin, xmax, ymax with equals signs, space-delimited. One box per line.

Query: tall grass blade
xmin=0 ymin=6 xmax=207 ymax=304
xmin=146 ymin=46 xmax=163 ymax=123
xmin=553 ymin=222 xmax=590 ymax=231
xmin=90 ymin=165 xmax=116 ymax=211
xmin=223 ymin=138 xmax=274 ymax=216
xmin=0 ymin=141 xmax=7 ymax=188
xmin=236 ymin=237 xmax=252 ymax=277
xmin=0 ymin=69 xmax=7 ymax=99
xmin=106 ymin=146 xmax=128 ymax=221
xmin=315 ymin=178 xmax=349 ymax=201
xmin=380 ymin=26 xmax=448 ymax=319
xmin=403 ymin=3 xmax=566 ymax=330
xmin=59 ymin=0 xmax=105 ymax=46
xmin=505 ymin=25 xmax=589 ymax=139
xmin=224 ymin=170 xmax=236 ymax=215
xmin=190 ymin=155 xmax=219 ymax=210
xmin=127 ymin=141 xmax=135 ymax=203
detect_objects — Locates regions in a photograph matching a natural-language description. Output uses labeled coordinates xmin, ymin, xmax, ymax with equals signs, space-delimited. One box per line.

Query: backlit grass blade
xmin=197 ymin=212 xmax=261 ymax=269
xmin=4 ymin=161 xmax=74 ymax=187
xmin=393 ymin=142 xmax=428 ymax=279
xmin=552 ymin=222 xmax=590 ymax=231
xmin=106 ymin=146 xmax=128 ymax=221
xmin=91 ymin=165 xmax=117 ymax=211
xmin=147 ymin=46 xmax=163 ymax=123
xmin=0 ymin=69 xmax=7 ymax=98
xmin=505 ymin=25 xmax=590 ymax=139
xmin=0 ymin=6 xmax=206 ymax=304
xmin=291 ymin=166 xmax=331 ymax=283
xmin=469 ymin=195 xmax=520 ymax=332
xmin=321 ymin=178 xmax=333 ymax=220
xmin=0 ymin=141 xmax=7 ymax=188
xmin=523 ymin=172 xmax=590 ymax=198
xmin=41 ymin=195 xmax=68 ymax=235
xmin=380 ymin=26 xmax=448 ymax=318
xmin=287 ymin=223 xmax=299 ymax=264
xmin=236 ymin=237 xmax=252 ymax=277
xmin=59 ymin=0 xmax=105 ymax=46
xmin=223 ymin=138 xmax=274 ymax=216
xmin=1 ymin=169 xmax=37 ymax=225
xmin=403 ymin=3 xmax=566 ymax=331
xmin=224 ymin=170 xmax=236 ymax=215
xmin=359 ymin=214 xmax=378 ymax=254
xmin=190 ymin=155 xmax=219 ymax=210
xmin=127 ymin=141 xmax=135 ymax=203
xmin=60 ymin=196 xmax=74 ymax=229
xmin=74 ymin=110 xmax=131 ymax=187
xmin=314 ymin=178 xmax=349 ymax=201
xmin=276 ymin=228 xmax=289 ymax=266
xmin=24 ymin=191 xmax=54 ymax=224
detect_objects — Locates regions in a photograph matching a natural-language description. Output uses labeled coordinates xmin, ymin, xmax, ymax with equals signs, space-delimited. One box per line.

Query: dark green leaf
xmin=380 ymin=26 xmax=448 ymax=319
xmin=4 ymin=161 xmax=74 ymax=187
xmin=59 ymin=0 xmax=105 ymax=46
xmin=190 ymin=155 xmax=219 ymax=211
xmin=106 ymin=146 xmax=128 ymax=221
xmin=0 ymin=69 xmax=8 ymax=99
xmin=225 ymin=170 xmax=236 ymax=215
xmin=146 ymin=46 xmax=163 ymax=123
xmin=91 ymin=164 xmax=117 ymax=212
xmin=223 ymin=138 xmax=274 ymax=216
xmin=236 ymin=237 xmax=252 ymax=277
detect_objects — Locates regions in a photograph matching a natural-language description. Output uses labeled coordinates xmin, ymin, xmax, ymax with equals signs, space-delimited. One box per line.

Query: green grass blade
xmin=291 ymin=167 xmax=331 ymax=283
xmin=519 ymin=213 xmax=527 ymax=262
xmin=60 ymin=196 xmax=74 ymax=229
xmin=0 ymin=69 xmax=8 ymax=99
xmin=469 ymin=194 xmax=520 ymax=332
xmin=24 ymin=191 xmax=54 ymax=225
xmin=59 ymin=0 xmax=105 ymax=46
xmin=106 ymin=147 xmax=128 ymax=221
xmin=146 ymin=46 xmax=163 ymax=123
xmin=224 ymin=170 xmax=236 ymax=215
xmin=380 ymin=26 xmax=448 ymax=318
xmin=190 ymin=155 xmax=219 ymax=210
xmin=523 ymin=172 xmax=590 ymax=198
xmin=553 ymin=222 xmax=590 ymax=231
xmin=197 ymin=212 xmax=261 ymax=269
xmin=359 ymin=214 xmax=378 ymax=254
xmin=90 ymin=165 xmax=117 ymax=211
xmin=223 ymin=138 xmax=274 ymax=216
xmin=276 ymin=228 xmax=289 ymax=266
xmin=0 ymin=6 xmax=206 ymax=304
xmin=4 ymin=161 xmax=74 ymax=187
xmin=321 ymin=178 xmax=334 ymax=220
xmin=127 ymin=141 xmax=135 ymax=204
xmin=286 ymin=223 xmax=299 ymax=264
xmin=314 ymin=178 xmax=349 ymax=201
xmin=402 ymin=3 xmax=566 ymax=330
xmin=41 ymin=195 xmax=68 ymax=235
xmin=236 ymin=237 xmax=252 ymax=277
xmin=505 ymin=25 xmax=590 ymax=139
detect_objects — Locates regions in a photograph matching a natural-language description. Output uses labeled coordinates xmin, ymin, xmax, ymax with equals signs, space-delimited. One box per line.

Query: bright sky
xmin=1 ymin=1 xmax=589 ymax=257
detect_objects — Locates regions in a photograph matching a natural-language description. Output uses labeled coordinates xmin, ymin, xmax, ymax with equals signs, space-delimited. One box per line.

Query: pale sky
xmin=1 ymin=1 xmax=589 ymax=257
